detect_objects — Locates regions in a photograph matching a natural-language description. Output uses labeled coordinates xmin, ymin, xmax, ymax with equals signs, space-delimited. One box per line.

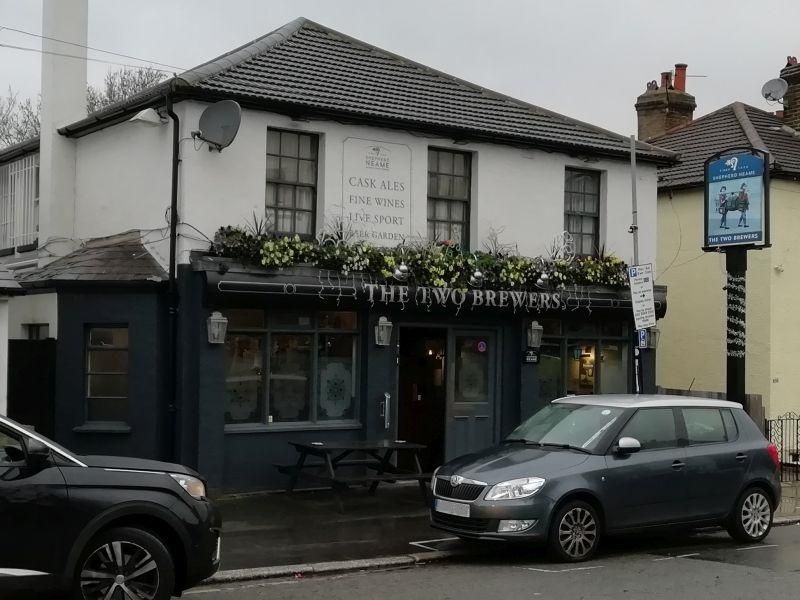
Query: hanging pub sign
xmin=703 ymin=148 xmax=770 ymax=251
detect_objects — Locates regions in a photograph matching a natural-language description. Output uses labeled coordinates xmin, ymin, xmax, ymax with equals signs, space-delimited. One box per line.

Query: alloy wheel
xmin=741 ymin=491 xmax=771 ymax=539
xmin=558 ymin=506 xmax=597 ymax=559
xmin=80 ymin=540 xmax=159 ymax=600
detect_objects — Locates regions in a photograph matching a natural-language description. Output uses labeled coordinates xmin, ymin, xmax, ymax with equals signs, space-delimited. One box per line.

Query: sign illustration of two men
xmin=718 ymin=183 xmax=750 ymax=229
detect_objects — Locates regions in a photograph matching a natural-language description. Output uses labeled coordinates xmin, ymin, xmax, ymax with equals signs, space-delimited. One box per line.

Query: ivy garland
xmin=211 ymin=226 xmax=629 ymax=290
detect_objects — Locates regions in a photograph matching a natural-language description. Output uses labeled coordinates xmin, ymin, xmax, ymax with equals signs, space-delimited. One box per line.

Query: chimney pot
xmin=674 ymin=63 xmax=688 ymax=92
xmin=660 ymin=71 xmax=673 ymax=89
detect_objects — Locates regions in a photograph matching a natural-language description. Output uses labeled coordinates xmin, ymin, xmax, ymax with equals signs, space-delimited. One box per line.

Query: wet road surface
xmin=188 ymin=524 xmax=800 ymax=599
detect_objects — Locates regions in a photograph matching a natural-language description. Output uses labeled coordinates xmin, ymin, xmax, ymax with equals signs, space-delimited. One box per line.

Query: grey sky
xmin=1 ymin=0 xmax=798 ymax=135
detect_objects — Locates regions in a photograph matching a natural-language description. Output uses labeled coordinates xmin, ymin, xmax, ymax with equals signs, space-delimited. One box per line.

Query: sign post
xmin=703 ymin=148 xmax=770 ymax=411
xmin=628 ymin=263 xmax=656 ymax=393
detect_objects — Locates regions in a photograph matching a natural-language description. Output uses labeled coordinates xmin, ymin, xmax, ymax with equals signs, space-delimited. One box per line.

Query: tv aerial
xmin=761 ymin=78 xmax=788 ymax=103
xmin=191 ymin=100 xmax=242 ymax=152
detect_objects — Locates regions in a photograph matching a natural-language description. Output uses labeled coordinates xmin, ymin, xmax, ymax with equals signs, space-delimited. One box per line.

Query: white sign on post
xmin=628 ymin=263 xmax=656 ymax=331
xmin=341 ymin=138 xmax=412 ymax=246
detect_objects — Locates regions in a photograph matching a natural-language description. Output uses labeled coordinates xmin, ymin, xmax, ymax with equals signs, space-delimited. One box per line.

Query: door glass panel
xmin=454 ymin=336 xmax=490 ymax=403
xmin=683 ymin=408 xmax=727 ymax=444
xmin=599 ymin=342 xmax=629 ymax=394
xmin=539 ymin=343 xmax=563 ymax=403
xmin=567 ymin=342 xmax=595 ymax=395
xmin=620 ymin=408 xmax=678 ymax=450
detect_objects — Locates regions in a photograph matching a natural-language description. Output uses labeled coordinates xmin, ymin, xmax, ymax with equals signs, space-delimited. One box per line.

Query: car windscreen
xmin=508 ymin=403 xmax=625 ymax=453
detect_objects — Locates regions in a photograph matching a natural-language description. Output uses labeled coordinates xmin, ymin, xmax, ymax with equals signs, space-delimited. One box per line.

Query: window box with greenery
xmin=223 ymin=310 xmax=361 ymax=431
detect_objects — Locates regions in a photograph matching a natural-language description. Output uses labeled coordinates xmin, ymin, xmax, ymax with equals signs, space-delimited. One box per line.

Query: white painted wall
xmin=0 ymin=299 xmax=7 ymax=414
xmin=172 ymin=101 xmax=657 ymax=265
xmin=50 ymin=99 xmax=658 ymax=268
xmin=7 ymin=294 xmax=58 ymax=340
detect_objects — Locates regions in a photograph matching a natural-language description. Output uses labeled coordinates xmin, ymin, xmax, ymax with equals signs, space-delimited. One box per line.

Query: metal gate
xmin=765 ymin=412 xmax=800 ymax=482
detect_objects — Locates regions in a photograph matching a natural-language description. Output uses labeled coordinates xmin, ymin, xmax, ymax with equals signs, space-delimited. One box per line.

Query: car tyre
xmin=547 ymin=500 xmax=601 ymax=562
xmin=75 ymin=526 xmax=175 ymax=600
xmin=726 ymin=487 xmax=773 ymax=543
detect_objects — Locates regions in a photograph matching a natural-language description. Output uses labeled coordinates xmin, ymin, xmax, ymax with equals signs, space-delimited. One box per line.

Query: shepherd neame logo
xmin=365 ymin=146 xmax=390 ymax=170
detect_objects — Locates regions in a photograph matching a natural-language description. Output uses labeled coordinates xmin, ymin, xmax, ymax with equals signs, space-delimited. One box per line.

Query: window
xmin=509 ymin=403 xmax=625 ymax=453
xmin=85 ymin=327 xmax=129 ymax=422
xmin=266 ymin=129 xmax=318 ymax=237
xmin=427 ymin=149 xmax=471 ymax=246
xmin=0 ymin=428 xmax=24 ymax=464
xmin=721 ymin=409 xmax=739 ymax=441
xmin=224 ymin=310 xmax=358 ymax=427
xmin=683 ymin=408 xmax=727 ymax=444
xmin=620 ymin=408 xmax=678 ymax=450
xmin=23 ymin=323 xmax=49 ymax=340
xmin=564 ymin=168 xmax=601 ymax=255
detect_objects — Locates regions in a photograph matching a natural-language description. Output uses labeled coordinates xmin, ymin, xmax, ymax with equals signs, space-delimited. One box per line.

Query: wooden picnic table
xmin=275 ymin=440 xmax=431 ymax=501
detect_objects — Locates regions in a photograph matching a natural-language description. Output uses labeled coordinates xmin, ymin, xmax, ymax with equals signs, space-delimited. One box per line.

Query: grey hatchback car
xmin=431 ymin=395 xmax=781 ymax=561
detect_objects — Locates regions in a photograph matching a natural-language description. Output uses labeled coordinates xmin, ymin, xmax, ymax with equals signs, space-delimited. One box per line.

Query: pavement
xmin=189 ymin=525 xmax=800 ymax=599
xmin=212 ymin=480 xmax=800 ymax=574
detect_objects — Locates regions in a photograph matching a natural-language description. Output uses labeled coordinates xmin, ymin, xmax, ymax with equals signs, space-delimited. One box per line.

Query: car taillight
xmin=767 ymin=443 xmax=780 ymax=470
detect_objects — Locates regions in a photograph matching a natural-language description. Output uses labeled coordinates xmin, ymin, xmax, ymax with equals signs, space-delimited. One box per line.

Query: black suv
xmin=0 ymin=414 xmax=220 ymax=599
xmin=432 ymin=395 xmax=781 ymax=561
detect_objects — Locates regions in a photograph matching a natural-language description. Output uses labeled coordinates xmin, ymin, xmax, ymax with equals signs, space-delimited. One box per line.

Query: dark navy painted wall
xmin=54 ymin=288 xmax=168 ymax=460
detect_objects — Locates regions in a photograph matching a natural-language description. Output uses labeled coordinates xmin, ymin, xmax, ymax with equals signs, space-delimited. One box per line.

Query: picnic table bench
xmin=274 ymin=440 xmax=431 ymax=501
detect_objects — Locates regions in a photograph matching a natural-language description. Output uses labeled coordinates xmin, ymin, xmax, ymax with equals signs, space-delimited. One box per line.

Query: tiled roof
xmin=0 ymin=137 xmax=40 ymax=164
xmin=652 ymin=102 xmax=800 ymax=189
xmin=0 ymin=268 xmax=22 ymax=294
xmin=61 ymin=18 xmax=675 ymax=164
xmin=19 ymin=231 xmax=166 ymax=286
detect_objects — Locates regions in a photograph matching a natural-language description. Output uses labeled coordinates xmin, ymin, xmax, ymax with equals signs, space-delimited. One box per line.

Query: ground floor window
xmin=538 ymin=319 xmax=631 ymax=402
xmin=224 ymin=310 xmax=359 ymax=428
xmin=85 ymin=326 xmax=129 ymax=422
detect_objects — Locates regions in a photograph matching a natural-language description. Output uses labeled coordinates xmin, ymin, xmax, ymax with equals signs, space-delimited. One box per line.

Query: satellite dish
xmin=193 ymin=100 xmax=242 ymax=152
xmin=761 ymin=78 xmax=789 ymax=102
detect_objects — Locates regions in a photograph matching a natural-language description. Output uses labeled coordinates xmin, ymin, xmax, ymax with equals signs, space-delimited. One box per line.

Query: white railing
xmin=0 ymin=153 xmax=39 ymax=251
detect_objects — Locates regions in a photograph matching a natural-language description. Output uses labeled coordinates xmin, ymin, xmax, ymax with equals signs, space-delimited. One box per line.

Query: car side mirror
xmin=615 ymin=437 xmax=642 ymax=455
xmin=26 ymin=438 xmax=51 ymax=460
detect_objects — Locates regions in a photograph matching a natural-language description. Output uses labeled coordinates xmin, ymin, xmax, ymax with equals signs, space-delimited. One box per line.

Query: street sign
xmin=637 ymin=329 xmax=648 ymax=349
xmin=628 ymin=263 xmax=656 ymax=331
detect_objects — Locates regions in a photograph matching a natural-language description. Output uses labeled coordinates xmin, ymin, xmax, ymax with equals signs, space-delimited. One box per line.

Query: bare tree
xmin=86 ymin=66 xmax=167 ymax=113
xmin=0 ymin=89 xmax=41 ymax=147
xmin=0 ymin=66 xmax=168 ymax=149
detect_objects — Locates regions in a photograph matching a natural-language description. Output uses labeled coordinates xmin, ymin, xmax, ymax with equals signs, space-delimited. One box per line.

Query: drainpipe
xmin=165 ymin=86 xmax=180 ymax=462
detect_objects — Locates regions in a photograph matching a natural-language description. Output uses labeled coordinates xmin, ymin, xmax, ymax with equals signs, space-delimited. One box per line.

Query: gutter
xmin=165 ymin=85 xmax=181 ymax=462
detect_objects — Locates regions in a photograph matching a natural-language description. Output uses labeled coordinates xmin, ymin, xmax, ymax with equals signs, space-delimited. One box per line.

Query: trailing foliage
xmin=211 ymin=226 xmax=629 ymax=290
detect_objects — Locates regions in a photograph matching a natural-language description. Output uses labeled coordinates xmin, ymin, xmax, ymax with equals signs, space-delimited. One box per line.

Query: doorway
xmin=398 ymin=328 xmax=447 ymax=472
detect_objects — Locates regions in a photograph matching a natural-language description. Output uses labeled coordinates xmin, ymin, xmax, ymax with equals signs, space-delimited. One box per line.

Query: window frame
xmin=564 ymin=167 xmax=602 ymax=256
xmin=84 ymin=325 xmax=130 ymax=425
xmin=224 ymin=311 xmax=362 ymax=433
xmin=427 ymin=148 xmax=472 ymax=247
xmin=265 ymin=128 xmax=319 ymax=239
xmin=614 ymin=407 xmax=681 ymax=452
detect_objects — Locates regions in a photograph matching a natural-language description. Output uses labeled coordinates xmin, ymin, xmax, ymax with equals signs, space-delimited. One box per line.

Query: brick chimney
xmin=781 ymin=56 xmax=800 ymax=131
xmin=635 ymin=63 xmax=697 ymax=140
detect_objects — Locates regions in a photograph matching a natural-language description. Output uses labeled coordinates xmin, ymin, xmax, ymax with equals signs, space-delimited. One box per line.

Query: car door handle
xmin=672 ymin=460 xmax=686 ymax=470
xmin=735 ymin=453 xmax=747 ymax=462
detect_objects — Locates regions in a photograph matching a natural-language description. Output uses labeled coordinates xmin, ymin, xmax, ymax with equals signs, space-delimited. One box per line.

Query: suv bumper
xmin=183 ymin=500 xmax=222 ymax=589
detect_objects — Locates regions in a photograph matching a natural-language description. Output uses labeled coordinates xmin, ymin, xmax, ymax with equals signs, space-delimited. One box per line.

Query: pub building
xmin=2 ymin=17 xmax=673 ymax=491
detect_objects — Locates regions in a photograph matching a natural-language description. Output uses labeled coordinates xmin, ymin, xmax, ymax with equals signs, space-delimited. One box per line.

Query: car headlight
xmin=170 ymin=473 xmax=206 ymax=499
xmin=485 ymin=477 xmax=545 ymax=501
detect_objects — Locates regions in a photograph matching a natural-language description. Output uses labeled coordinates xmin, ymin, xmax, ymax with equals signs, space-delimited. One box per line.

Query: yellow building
xmin=650 ymin=95 xmax=800 ymax=418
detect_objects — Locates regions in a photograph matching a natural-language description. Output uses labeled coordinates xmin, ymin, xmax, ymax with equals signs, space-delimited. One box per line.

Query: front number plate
xmin=435 ymin=498 xmax=470 ymax=518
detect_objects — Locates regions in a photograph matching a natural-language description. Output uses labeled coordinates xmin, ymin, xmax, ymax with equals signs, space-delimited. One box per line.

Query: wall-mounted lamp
xmin=375 ymin=316 xmax=394 ymax=347
xmin=526 ymin=320 xmax=544 ymax=350
xmin=207 ymin=311 xmax=229 ymax=344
